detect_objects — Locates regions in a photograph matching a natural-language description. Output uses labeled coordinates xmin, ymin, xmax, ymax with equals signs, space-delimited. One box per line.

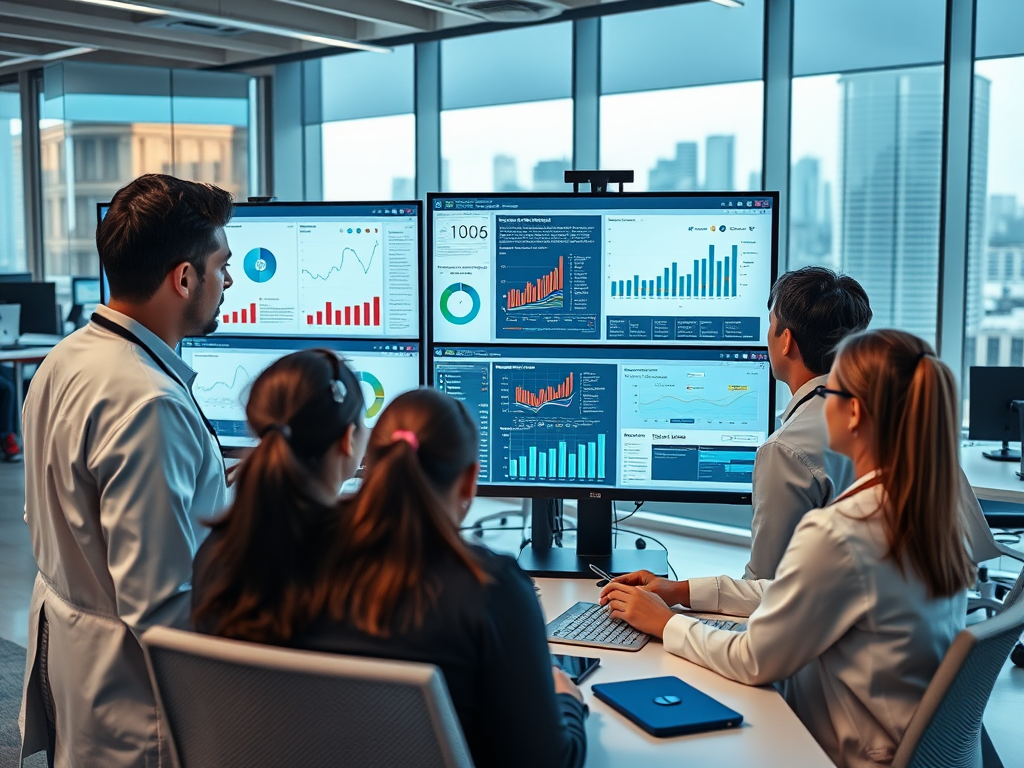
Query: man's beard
xmin=184 ymin=281 xmax=221 ymax=337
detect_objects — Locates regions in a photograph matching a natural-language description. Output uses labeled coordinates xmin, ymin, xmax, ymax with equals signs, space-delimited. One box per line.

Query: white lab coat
xmin=664 ymin=472 xmax=967 ymax=768
xmin=19 ymin=306 xmax=228 ymax=768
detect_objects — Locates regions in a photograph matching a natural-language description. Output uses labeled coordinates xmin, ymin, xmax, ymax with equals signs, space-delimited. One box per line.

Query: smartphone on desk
xmin=551 ymin=654 xmax=601 ymax=685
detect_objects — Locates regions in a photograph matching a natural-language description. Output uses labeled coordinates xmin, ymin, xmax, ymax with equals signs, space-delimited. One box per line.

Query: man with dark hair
xmin=20 ymin=174 xmax=234 ymax=767
xmin=745 ymin=266 xmax=872 ymax=579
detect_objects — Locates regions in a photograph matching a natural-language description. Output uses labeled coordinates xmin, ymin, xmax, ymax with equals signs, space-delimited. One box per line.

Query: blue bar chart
xmin=508 ymin=434 xmax=607 ymax=480
xmin=609 ymin=245 xmax=739 ymax=300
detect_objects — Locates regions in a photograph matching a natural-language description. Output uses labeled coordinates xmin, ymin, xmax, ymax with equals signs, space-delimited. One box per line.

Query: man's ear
xmin=171 ymin=262 xmax=191 ymax=299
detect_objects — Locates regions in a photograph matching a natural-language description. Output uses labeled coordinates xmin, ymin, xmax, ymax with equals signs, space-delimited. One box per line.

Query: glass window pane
xmin=441 ymin=24 xmax=571 ymax=111
xmin=790 ymin=69 xmax=945 ymax=346
xmin=976 ymin=0 xmax=1024 ymax=59
xmin=321 ymin=46 xmax=414 ymax=122
xmin=0 ymin=84 xmax=26 ymax=274
xmin=601 ymin=0 xmax=763 ymax=93
xmin=793 ymin=0 xmax=945 ymax=76
xmin=441 ymin=99 xmax=573 ymax=192
xmin=964 ymin=56 xmax=1024 ymax=395
xmin=601 ymin=82 xmax=763 ymax=192
xmin=322 ymin=114 xmax=416 ymax=200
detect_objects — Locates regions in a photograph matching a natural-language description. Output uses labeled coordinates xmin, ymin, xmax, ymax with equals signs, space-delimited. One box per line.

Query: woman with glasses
xmin=192 ymin=351 xmax=587 ymax=768
xmin=599 ymin=329 xmax=974 ymax=768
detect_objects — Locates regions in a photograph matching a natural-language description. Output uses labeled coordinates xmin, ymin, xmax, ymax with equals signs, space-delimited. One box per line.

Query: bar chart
xmin=221 ymin=302 xmax=258 ymax=326
xmin=507 ymin=434 xmax=607 ymax=481
xmin=610 ymin=245 xmax=739 ymax=300
xmin=505 ymin=256 xmax=564 ymax=312
xmin=305 ymin=297 xmax=381 ymax=327
xmin=514 ymin=371 xmax=574 ymax=412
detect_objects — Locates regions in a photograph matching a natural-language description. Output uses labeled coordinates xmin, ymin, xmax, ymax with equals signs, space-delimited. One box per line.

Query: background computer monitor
xmin=99 ymin=201 xmax=422 ymax=340
xmin=0 ymin=282 xmax=60 ymax=335
xmin=180 ymin=336 xmax=422 ymax=449
xmin=0 ymin=272 xmax=33 ymax=283
xmin=428 ymin=191 xmax=778 ymax=575
xmin=70 ymin=276 xmax=102 ymax=327
xmin=969 ymin=366 xmax=1024 ymax=460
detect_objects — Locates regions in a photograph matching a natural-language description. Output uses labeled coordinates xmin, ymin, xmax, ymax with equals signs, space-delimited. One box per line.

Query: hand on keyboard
xmin=600 ymin=582 xmax=675 ymax=639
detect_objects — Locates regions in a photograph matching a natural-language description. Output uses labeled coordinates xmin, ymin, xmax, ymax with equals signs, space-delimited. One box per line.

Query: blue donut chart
xmin=440 ymin=282 xmax=481 ymax=325
xmin=244 ymin=247 xmax=277 ymax=283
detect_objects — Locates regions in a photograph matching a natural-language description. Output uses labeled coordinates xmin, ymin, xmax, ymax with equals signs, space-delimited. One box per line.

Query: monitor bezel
xmin=426 ymin=190 xmax=780 ymax=505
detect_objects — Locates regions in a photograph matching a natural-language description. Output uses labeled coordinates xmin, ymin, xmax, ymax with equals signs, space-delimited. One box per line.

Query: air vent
xmin=140 ymin=17 xmax=249 ymax=37
xmin=452 ymin=0 xmax=565 ymax=22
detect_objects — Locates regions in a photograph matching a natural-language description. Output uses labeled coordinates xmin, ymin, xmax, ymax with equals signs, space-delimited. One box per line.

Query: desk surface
xmin=0 ymin=345 xmax=55 ymax=363
xmin=539 ymin=578 xmax=832 ymax=768
xmin=962 ymin=443 xmax=1024 ymax=503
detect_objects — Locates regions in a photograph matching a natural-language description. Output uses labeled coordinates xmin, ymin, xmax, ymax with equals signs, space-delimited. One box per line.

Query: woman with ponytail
xmin=193 ymin=372 xmax=587 ymax=768
xmin=599 ymin=330 xmax=974 ymax=768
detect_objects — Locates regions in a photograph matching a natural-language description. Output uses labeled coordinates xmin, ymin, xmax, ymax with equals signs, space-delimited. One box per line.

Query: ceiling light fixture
xmin=709 ymin=0 xmax=745 ymax=7
xmin=67 ymin=0 xmax=392 ymax=52
xmin=0 ymin=46 xmax=96 ymax=71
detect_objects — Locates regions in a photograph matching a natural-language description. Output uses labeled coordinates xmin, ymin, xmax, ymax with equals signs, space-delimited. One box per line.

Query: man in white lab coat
xmin=19 ymin=174 xmax=234 ymax=767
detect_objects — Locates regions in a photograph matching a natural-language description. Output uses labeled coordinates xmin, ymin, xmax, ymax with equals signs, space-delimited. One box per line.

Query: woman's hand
xmin=552 ymin=667 xmax=584 ymax=704
xmin=599 ymin=583 xmax=675 ymax=639
xmin=600 ymin=570 xmax=689 ymax=608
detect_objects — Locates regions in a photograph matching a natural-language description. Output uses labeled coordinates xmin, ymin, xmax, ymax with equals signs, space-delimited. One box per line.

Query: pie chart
xmin=440 ymin=282 xmax=481 ymax=325
xmin=244 ymin=247 xmax=277 ymax=283
xmin=359 ymin=371 xmax=386 ymax=419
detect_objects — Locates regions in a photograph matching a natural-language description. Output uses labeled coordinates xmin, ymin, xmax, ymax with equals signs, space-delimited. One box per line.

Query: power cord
xmin=616 ymin=525 xmax=677 ymax=580
xmin=613 ymin=501 xmax=644 ymax=547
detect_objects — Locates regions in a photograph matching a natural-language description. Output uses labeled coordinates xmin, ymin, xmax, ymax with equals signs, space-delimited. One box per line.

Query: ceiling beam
xmin=267 ymin=0 xmax=440 ymax=31
xmin=0 ymin=18 xmax=228 ymax=64
xmin=0 ymin=0 xmax=297 ymax=57
xmin=0 ymin=37 xmax=67 ymax=57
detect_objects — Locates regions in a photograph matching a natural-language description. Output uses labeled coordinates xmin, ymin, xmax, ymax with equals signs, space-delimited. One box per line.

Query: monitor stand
xmin=518 ymin=499 xmax=669 ymax=578
xmin=983 ymin=441 xmax=1021 ymax=461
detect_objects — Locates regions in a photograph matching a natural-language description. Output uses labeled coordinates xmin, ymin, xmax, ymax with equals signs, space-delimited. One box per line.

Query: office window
xmin=987 ymin=337 xmax=1001 ymax=366
xmin=790 ymin=0 xmax=946 ymax=347
xmin=40 ymin=62 xmax=253 ymax=284
xmin=320 ymin=46 xmax=415 ymax=201
xmin=964 ymin=0 xmax=1024 ymax=383
xmin=0 ymin=83 xmax=26 ymax=273
xmin=600 ymin=1 xmax=764 ymax=193
xmin=441 ymin=25 xmax=573 ymax=192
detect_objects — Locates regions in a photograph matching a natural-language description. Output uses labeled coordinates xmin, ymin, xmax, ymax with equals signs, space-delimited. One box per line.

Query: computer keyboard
xmin=546 ymin=601 xmax=649 ymax=652
xmin=696 ymin=617 xmax=747 ymax=631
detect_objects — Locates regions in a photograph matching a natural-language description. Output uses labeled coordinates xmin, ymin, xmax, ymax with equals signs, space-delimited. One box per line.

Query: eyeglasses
xmin=812 ymin=385 xmax=854 ymax=400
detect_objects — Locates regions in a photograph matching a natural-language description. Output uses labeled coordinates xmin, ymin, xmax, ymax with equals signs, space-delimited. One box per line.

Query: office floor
xmin=0 ymin=467 xmax=1021 ymax=764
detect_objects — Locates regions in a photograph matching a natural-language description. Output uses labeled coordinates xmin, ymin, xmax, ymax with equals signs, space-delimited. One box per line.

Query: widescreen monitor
xmin=433 ymin=345 xmax=773 ymax=502
xmin=429 ymin=192 xmax=778 ymax=347
xmin=0 ymin=282 xmax=60 ymax=335
xmin=98 ymin=201 xmax=422 ymax=340
xmin=180 ymin=336 xmax=421 ymax=449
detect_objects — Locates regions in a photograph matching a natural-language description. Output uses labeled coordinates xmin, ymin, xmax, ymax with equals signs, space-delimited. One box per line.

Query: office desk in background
xmin=0 ymin=344 xmax=56 ymax=420
xmin=539 ymin=578 xmax=833 ymax=768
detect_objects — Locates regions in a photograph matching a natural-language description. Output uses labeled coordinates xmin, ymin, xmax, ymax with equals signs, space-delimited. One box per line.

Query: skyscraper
xmin=790 ymin=156 xmax=833 ymax=268
xmin=493 ymin=154 xmax=520 ymax=192
xmin=705 ymin=135 xmax=735 ymax=191
xmin=965 ymin=76 xmax=990 ymax=351
xmin=532 ymin=158 xmax=571 ymax=192
xmin=838 ymin=69 xmax=948 ymax=343
xmin=648 ymin=142 xmax=697 ymax=191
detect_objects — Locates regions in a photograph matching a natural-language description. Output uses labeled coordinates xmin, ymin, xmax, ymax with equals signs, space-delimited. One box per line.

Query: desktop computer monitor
xmin=180 ymin=336 xmax=422 ymax=450
xmin=0 ymin=282 xmax=60 ymax=335
xmin=70 ymin=277 xmax=102 ymax=326
xmin=428 ymin=192 xmax=779 ymax=576
xmin=969 ymin=366 xmax=1024 ymax=460
xmin=98 ymin=201 xmax=422 ymax=339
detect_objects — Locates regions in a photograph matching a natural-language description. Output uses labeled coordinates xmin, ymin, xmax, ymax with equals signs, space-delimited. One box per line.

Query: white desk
xmin=538 ymin=578 xmax=833 ymax=768
xmin=962 ymin=443 xmax=1024 ymax=504
xmin=0 ymin=345 xmax=55 ymax=419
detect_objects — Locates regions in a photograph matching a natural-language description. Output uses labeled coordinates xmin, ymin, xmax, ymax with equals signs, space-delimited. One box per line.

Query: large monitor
xmin=428 ymin=192 xmax=778 ymax=576
xmin=969 ymin=366 xmax=1024 ymax=461
xmin=0 ymin=282 xmax=60 ymax=335
xmin=98 ymin=201 xmax=422 ymax=340
xmin=429 ymin=193 xmax=777 ymax=346
xmin=181 ymin=336 xmax=422 ymax=449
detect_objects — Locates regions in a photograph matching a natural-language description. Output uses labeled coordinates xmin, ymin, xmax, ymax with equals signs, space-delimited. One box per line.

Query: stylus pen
xmin=589 ymin=564 xmax=614 ymax=583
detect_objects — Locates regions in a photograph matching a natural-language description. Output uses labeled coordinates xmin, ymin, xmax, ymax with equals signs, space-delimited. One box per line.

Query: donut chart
xmin=244 ymin=247 xmax=277 ymax=283
xmin=440 ymin=282 xmax=481 ymax=325
xmin=359 ymin=371 xmax=386 ymax=418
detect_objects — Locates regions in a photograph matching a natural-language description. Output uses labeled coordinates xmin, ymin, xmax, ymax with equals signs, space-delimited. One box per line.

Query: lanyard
xmin=783 ymin=388 xmax=819 ymax=424
xmin=832 ymin=475 xmax=884 ymax=504
xmin=90 ymin=313 xmax=225 ymax=459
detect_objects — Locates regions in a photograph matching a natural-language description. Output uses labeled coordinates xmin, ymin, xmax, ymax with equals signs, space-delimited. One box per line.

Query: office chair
xmin=141 ymin=626 xmax=475 ymax=768
xmin=891 ymin=598 xmax=1024 ymax=768
xmin=958 ymin=476 xmax=1024 ymax=616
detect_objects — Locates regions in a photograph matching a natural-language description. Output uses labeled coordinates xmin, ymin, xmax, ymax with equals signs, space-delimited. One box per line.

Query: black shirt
xmin=192 ymin=533 xmax=587 ymax=768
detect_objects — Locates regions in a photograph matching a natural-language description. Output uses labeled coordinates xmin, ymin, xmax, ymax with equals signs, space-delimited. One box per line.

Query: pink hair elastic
xmin=391 ymin=430 xmax=420 ymax=451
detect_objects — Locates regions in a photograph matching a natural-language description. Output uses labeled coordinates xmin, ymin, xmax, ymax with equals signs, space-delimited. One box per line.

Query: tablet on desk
xmin=592 ymin=676 xmax=743 ymax=738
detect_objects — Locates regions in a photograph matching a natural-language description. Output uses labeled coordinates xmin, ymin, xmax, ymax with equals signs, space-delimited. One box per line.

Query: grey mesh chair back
xmin=892 ymin=598 xmax=1024 ymax=768
xmin=141 ymin=626 xmax=475 ymax=768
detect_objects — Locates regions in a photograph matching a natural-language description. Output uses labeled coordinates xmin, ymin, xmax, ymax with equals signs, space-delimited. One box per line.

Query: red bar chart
xmin=515 ymin=371 xmax=574 ymax=410
xmin=505 ymin=256 xmax=564 ymax=311
xmin=306 ymin=296 xmax=381 ymax=327
xmin=222 ymin=303 xmax=258 ymax=325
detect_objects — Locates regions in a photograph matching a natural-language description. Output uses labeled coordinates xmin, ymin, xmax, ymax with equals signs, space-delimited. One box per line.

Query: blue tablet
xmin=592 ymin=676 xmax=743 ymax=737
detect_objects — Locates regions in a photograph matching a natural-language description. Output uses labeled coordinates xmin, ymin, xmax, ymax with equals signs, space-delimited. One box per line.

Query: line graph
xmin=300 ymin=242 xmax=379 ymax=281
xmin=298 ymin=226 xmax=385 ymax=335
xmin=638 ymin=387 xmax=758 ymax=421
xmin=190 ymin=352 xmax=281 ymax=422
xmin=514 ymin=371 xmax=575 ymax=413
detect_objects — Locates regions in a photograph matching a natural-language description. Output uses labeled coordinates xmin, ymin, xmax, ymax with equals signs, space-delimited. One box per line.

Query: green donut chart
xmin=440 ymin=282 xmax=481 ymax=325
xmin=359 ymin=371 xmax=386 ymax=418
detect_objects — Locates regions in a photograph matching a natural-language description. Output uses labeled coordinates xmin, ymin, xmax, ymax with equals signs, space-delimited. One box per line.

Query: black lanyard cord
xmin=90 ymin=313 xmax=225 ymax=459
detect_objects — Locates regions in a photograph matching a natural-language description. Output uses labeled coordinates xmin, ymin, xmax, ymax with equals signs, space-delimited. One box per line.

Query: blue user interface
xmin=433 ymin=345 xmax=771 ymax=494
